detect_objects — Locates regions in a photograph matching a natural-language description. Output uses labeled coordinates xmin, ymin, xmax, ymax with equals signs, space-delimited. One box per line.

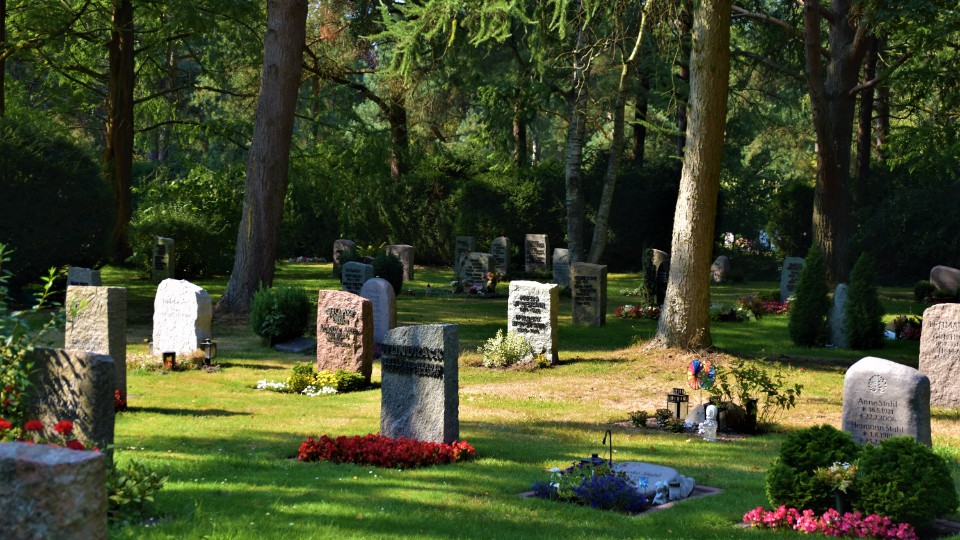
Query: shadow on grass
xmin=130 ymin=407 xmax=253 ymax=417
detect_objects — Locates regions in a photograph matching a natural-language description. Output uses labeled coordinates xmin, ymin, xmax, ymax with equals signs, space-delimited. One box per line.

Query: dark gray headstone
xmin=571 ymin=262 xmax=608 ymax=327
xmin=386 ymin=244 xmax=415 ymax=281
xmin=552 ymin=248 xmax=570 ymax=288
xmin=653 ymin=249 xmax=670 ymax=305
xmin=332 ymin=238 xmax=356 ymax=278
xmin=829 ymin=283 xmax=849 ymax=348
xmin=508 ymin=281 xmax=559 ymax=364
xmin=28 ymin=348 xmax=116 ymax=455
xmin=920 ymin=303 xmax=960 ymax=408
xmin=454 ymin=236 xmax=476 ymax=277
xmin=66 ymin=267 xmax=101 ymax=287
xmin=380 ymin=324 xmax=459 ymax=444
xmin=360 ymin=277 xmax=397 ymax=348
xmin=152 ymin=279 xmax=212 ymax=356
xmin=930 ymin=265 xmax=960 ymax=295
xmin=780 ymin=257 xmax=805 ymax=301
xmin=341 ymin=261 xmax=374 ymax=294
xmin=151 ymin=237 xmax=175 ymax=284
xmin=316 ymin=290 xmax=373 ymax=382
xmin=462 ymin=252 xmax=494 ymax=287
xmin=710 ymin=256 xmax=730 ymax=283
xmin=524 ymin=234 xmax=549 ymax=273
xmin=842 ymin=356 xmax=931 ymax=446
xmin=65 ymin=286 xmax=127 ymax=394
xmin=491 ymin=236 xmax=511 ymax=277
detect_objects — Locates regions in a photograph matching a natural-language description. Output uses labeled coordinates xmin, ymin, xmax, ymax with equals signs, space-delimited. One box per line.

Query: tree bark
xmin=653 ymin=0 xmax=731 ymax=349
xmin=631 ymin=70 xmax=649 ymax=166
xmin=104 ymin=0 xmax=135 ymax=263
xmin=674 ymin=0 xmax=693 ymax=158
xmin=564 ymin=9 xmax=590 ymax=263
xmin=1 ymin=0 xmax=6 ymax=117
xmin=513 ymin=98 xmax=527 ymax=168
xmin=387 ymin=94 xmax=408 ymax=179
xmin=217 ymin=0 xmax=307 ymax=313
xmin=873 ymin=37 xmax=889 ymax=164
xmin=853 ymin=36 xmax=878 ymax=203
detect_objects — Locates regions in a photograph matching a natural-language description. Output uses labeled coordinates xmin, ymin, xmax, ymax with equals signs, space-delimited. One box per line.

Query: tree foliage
xmin=788 ymin=244 xmax=829 ymax=347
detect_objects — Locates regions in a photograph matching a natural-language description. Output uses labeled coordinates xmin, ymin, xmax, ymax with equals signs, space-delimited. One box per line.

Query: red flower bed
xmin=298 ymin=434 xmax=476 ymax=468
xmin=115 ymin=389 xmax=128 ymax=413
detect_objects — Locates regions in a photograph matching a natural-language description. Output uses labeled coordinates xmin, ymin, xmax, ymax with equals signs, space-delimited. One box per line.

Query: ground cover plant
xmin=60 ymin=263 xmax=958 ymax=538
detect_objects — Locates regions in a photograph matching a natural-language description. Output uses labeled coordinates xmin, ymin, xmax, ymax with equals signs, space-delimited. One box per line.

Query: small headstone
xmin=152 ymin=237 xmax=175 ymax=283
xmin=653 ymin=249 xmax=670 ymax=305
xmin=315 ymin=290 xmax=373 ymax=382
xmin=28 ymin=348 xmax=116 ymax=454
xmin=829 ymin=284 xmax=849 ymax=348
xmin=0 ymin=442 xmax=107 ymax=540
xmin=386 ymin=244 xmax=415 ymax=281
xmin=341 ymin=261 xmax=374 ymax=294
xmin=507 ymin=281 xmax=559 ymax=364
xmin=552 ymin=248 xmax=571 ymax=288
xmin=611 ymin=462 xmax=688 ymax=500
xmin=710 ymin=256 xmax=730 ymax=283
xmin=524 ymin=234 xmax=549 ymax=273
xmin=332 ymin=238 xmax=356 ymax=278
xmin=780 ymin=257 xmax=805 ymax=301
xmin=66 ymin=267 xmax=101 ymax=287
xmin=842 ymin=356 xmax=931 ymax=446
xmin=65 ymin=286 xmax=128 ymax=394
xmin=491 ymin=237 xmax=511 ymax=277
xmin=360 ymin=277 xmax=397 ymax=349
xmin=571 ymin=262 xmax=608 ymax=327
xmin=920 ymin=304 xmax=960 ymax=408
xmin=930 ymin=265 xmax=960 ymax=295
xmin=454 ymin=236 xmax=476 ymax=277
xmin=151 ymin=279 xmax=212 ymax=356
xmin=380 ymin=324 xmax=459 ymax=444
xmin=462 ymin=252 xmax=494 ymax=287
xmin=651 ymin=249 xmax=670 ymax=269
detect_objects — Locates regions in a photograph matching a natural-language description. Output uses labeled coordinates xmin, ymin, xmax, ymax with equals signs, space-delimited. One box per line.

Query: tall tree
xmin=104 ymin=0 xmax=135 ymax=262
xmin=654 ymin=0 xmax=731 ymax=349
xmin=217 ymin=0 xmax=307 ymax=312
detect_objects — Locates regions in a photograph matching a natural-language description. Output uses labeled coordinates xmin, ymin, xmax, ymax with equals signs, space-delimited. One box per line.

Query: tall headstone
xmin=780 ymin=257 xmax=805 ymax=301
xmin=652 ymin=249 xmax=670 ymax=305
xmin=380 ymin=324 xmax=459 ymax=444
xmin=152 ymin=237 xmax=175 ymax=283
xmin=66 ymin=267 xmax=101 ymax=287
xmin=332 ymin=238 xmax=356 ymax=278
xmin=316 ymin=290 xmax=373 ymax=382
xmin=341 ymin=261 xmax=374 ymax=294
xmin=386 ymin=244 xmax=415 ymax=281
xmin=151 ymin=279 xmax=212 ymax=356
xmin=508 ymin=281 xmax=559 ymax=364
xmin=491 ymin=236 xmax=511 ymax=277
xmin=524 ymin=234 xmax=549 ymax=273
xmin=454 ymin=236 xmax=476 ymax=277
xmin=842 ymin=357 xmax=931 ymax=446
xmin=552 ymin=248 xmax=571 ymax=288
xmin=920 ymin=303 xmax=960 ymax=408
xmin=571 ymin=263 xmax=608 ymax=327
xmin=28 ymin=348 xmax=116 ymax=454
xmin=0 ymin=443 xmax=108 ymax=540
xmin=829 ymin=283 xmax=849 ymax=348
xmin=462 ymin=252 xmax=494 ymax=287
xmin=710 ymin=256 xmax=731 ymax=283
xmin=359 ymin=278 xmax=397 ymax=349
xmin=65 ymin=286 xmax=128 ymax=394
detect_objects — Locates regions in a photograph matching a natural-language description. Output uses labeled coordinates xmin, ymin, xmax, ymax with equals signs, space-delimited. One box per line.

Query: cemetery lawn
xmin=100 ymin=264 xmax=960 ymax=539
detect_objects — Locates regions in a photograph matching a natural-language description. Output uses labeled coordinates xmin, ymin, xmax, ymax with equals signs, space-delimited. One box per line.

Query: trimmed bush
xmin=373 ymin=252 xmax=404 ymax=295
xmin=845 ymin=253 xmax=885 ymax=350
xmin=914 ymin=280 xmax=935 ymax=302
xmin=788 ymin=245 xmax=830 ymax=346
xmin=249 ymin=284 xmax=311 ymax=345
xmin=765 ymin=425 xmax=860 ymax=512
xmin=128 ymin=205 xmax=234 ymax=279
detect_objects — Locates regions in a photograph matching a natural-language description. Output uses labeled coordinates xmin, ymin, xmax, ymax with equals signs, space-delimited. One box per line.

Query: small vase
xmin=834 ymin=490 xmax=847 ymax=514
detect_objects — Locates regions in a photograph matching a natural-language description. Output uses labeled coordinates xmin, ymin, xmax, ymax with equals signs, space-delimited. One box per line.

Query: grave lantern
xmin=162 ymin=352 xmax=176 ymax=371
xmin=200 ymin=338 xmax=218 ymax=366
xmin=667 ymin=388 xmax=689 ymax=419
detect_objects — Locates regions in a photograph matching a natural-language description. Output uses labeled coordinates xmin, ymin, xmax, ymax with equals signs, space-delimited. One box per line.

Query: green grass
xmin=95 ymin=264 xmax=958 ymax=539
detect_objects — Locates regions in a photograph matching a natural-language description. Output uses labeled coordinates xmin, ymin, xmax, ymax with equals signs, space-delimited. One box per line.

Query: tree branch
xmin=848 ymin=50 xmax=912 ymax=96
xmin=731 ymin=49 xmax=803 ymax=82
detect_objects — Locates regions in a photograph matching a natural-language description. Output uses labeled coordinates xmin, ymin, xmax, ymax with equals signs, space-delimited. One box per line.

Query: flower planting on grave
xmin=0 ymin=418 xmax=92 ymax=451
xmin=612 ymin=304 xmax=660 ymax=320
xmin=256 ymin=362 xmax=368 ymax=396
xmin=298 ymin=434 xmax=475 ymax=468
xmin=743 ymin=505 xmax=918 ymax=539
xmin=452 ymin=271 xmax=501 ymax=296
xmin=890 ymin=314 xmax=922 ymax=340
xmin=476 ymin=329 xmax=534 ymax=368
xmin=115 ymin=389 xmax=128 ymax=412
xmin=529 ymin=461 xmax=648 ymax=514
xmin=709 ymin=358 xmax=803 ymax=433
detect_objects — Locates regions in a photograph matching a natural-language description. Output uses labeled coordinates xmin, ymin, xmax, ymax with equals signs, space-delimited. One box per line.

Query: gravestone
xmin=491 ymin=236 xmax=511 ymax=277
xmin=930 ymin=265 xmax=960 ymax=295
xmin=454 ymin=236 xmax=476 ymax=277
xmin=571 ymin=262 xmax=608 ymax=327
xmin=28 ymin=348 xmax=115 ymax=454
xmin=612 ymin=462 xmax=695 ymax=501
xmin=341 ymin=261 xmax=374 ymax=294
xmin=842 ymin=356 xmax=931 ymax=446
xmin=359 ymin=277 xmax=397 ymax=350
xmin=462 ymin=252 xmax=494 ymax=287
xmin=386 ymin=244 xmax=415 ymax=281
xmin=652 ymin=249 xmax=670 ymax=305
xmin=332 ymin=238 xmax=356 ymax=278
xmin=710 ymin=256 xmax=730 ymax=283
xmin=65 ymin=286 xmax=128 ymax=394
xmin=829 ymin=284 xmax=849 ymax=348
xmin=0 ymin=442 xmax=107 ymax=540
xmin=66 ymin=267 xmax=101 ymax=287
xmin=151 ymin=279 xmax=212 ymax=356
xmin=524 ymin=234 xmax=549 ymax=273
xmin=380 ymin=324 xmax=459 ymax=444
xmin=780 ymin=257 xmax=805 ymax=301
xmin=552 ymin=248 xmax=571 ymax=288
xmin=508 ymin=281 xmax=559 ymax=364
xmin=920 ymin=303 xmax=960 ymax=408
xmin=151 ymin=237 xmax=175 ymax=283
xmin=316 ymin=290 xmax=373 ymax=382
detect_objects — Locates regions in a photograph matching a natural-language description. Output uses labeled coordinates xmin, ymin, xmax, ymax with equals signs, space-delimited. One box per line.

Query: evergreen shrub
xmin=845 ymin=253 xmax=885 ymax=350
xmin=788 ymin=245 xmax=830 ymax=346
xmin=913 ymin=280 xmax=935 ymax=302
xmin=249 ymin=284 xmax=311 ymax=345
xmin=129 ymin=205 xmax=233 ymax=279
xmin=765 ymin=425 xmax=860 ymax=512
xmin=373 ymin=253 xmax=404 ymax=295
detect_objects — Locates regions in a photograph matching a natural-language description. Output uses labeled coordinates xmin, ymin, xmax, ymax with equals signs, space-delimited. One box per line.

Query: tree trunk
xmin=387 ymin=94 xmax=408 ymax=179
xmin=631 ymin=70 xmax=649 ymax=166
xmin=873 ymin=37 xmax=889 ymax=164
xmin=564 ymin=13 xmax=590 ymax=263
xmin=674 ymin=0 xmax=693 ymax=158
xmin=1 ymin=0 xmax=6 ymax=117
xmin=217 ymin=0 xmax=307 ymax=313
xmin=654 ymin=0 xmax=731 ymax=349
xmin=104 ymin=0 xmax=135 ymax=263
xmin=853 ymin=37 xmax=878 ymax=203
xmin=513 ymin=99 xmax=527 ymax=168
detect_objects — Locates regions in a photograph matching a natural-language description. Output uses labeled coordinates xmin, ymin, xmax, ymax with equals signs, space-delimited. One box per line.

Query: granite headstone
xmin=341 ymin=261 xmax=374 ymax=294
xmin=316 ymin=290 xmax=373 ymax=382
xmin=920 ymin=303 xmax=960 ymax=408
xmin=552 ymin=248 xmax=571 ymax=288
xmin=571 ymin=262 xmax=608 ymax=327
xmin=359 ymin=277 xmax=397 ymax=350
xmin=386 ymin=244 xmax=415 ymax=281
xmin=780 ymin=257 xmax=805 ymax=301
xmin=491 ymin=236 xmax=511 ymax=277
xmin=454 ymin=236 xmax=476 ymax=277
xmin=332 ymin=238 xmax=356 ymax=278
xmin=152 ymin=237 xmax=175 ymax=283
xmin=842 ymin=356 xmax=931 ymax=446
xmin=507 ymin=281 xmax=559 ymax=364
xmin=524 ymin=234 xmax=549 ymax=273
xmin=66 ymin=267 xmax=101 ymax=287
xmin=65 ymin=286 xmax=127 ymax=394
xmin=462 ymin=252 xmax=494 ymax=287
xmin=930 ymin=265 xmax=960 ymax=296
xmin=151 ymin=279 xmax=212 ymax=356
xmin=829 ymin=283 xmax=849 ymax=349
xmin=710 ymin=256 xmax=730 ymax=284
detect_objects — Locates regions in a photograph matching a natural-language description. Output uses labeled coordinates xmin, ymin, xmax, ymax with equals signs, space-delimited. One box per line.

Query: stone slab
xmin=524 ymin=234 xmax=549 ymax=273
xmin=151 ymin=237 xmax=175 ymax=284
xmin=552 ymin=248 xmax=570 ymax=288
xmin=780 ymin=257 xmax=805 ymax=301
xmin=611 ymin=462 xmax=682 ymax=500
xmin=386 ymin=244 xmax=415 ymax=281
xmin=316 ymin=290 xmax=373 ymax=382
xmin=491 ymin=237 xmax=511 ymax=277
xmin=359 ymin=277 xmax=397 ymax=349
xmin=341 ymin=261 xmax=374 ymax=294
xmin=920 ymin=303 xmax=960 ymax=408
xmin=462 ymin=252 xmax=494 ymax=287
xmin=65 ymin=286 xmax=127 ymax=394
xmin=710 ymin=256 xmax=730 ymax=283
xmin=507 ymin=281 xmax=559 ymax=364
xmin=829 ymin=283 xmax=849 ymax=349
xmin=67 ymin=267 xmax=101 ymax=287
xmin=571 ymin=262 xmax=608 ymax=326
xmin=332 ymin=238 xmax=356 ymax=278
xmin=931 ymin=266 xmax=960 ymax=295
xmin=151 ymin=279 xmax=212 ymax=356
xmin=842 ymin=356 xmax=931 ymax=446
xmin=454 ymin=236 xmax=476 ymax=277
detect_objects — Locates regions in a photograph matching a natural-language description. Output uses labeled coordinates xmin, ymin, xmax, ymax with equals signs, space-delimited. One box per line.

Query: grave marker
xmin=710 ymin=256 xmax=730 ymax=284
xmin=341 ymin=261 xmax=374 ymax=294
xmin=152 ymin=237 xmax=175 ymax=283
xmin=780 ymin=256 xmax=805 ymax=301
xmin=930 ymin=265 xmax=960 ymax=295
xmin=380 ymin=324 xmax=459 ymax=444
xmin=507 ymin=281 xmax=559 ymax=364
xmin=652 ymin=249 xmax=670 ymax=305
xmin=571 ymin=262 xmax=608 ymax=327
xmin=842 ymin=356 xmax=931 ymax=446
xmin=386 ymin=244 xmax=415 ymax=281
xmin=360 ymin=277 xmax=397 ymax=350
xmin=491 ymin=236 xmax=511 ymax=277
xmin=462 ymin=252 xmax=494 ymax=288
xmin=454 ymin=236 xmax=476 ymax=277
xmin=151 ymin=279 xmax=212 ymax=356
xmin=524 ymin=234 xmax=549 ymax=273
xmin=829 ymin=283 xmax=849 ymax=348
xmin=67 ymin=267 xmax=101 ymax=287
xmin=552 ymin=248 xmax=571 ymax=288
xmin=920 ymin=303 xmax=960 ymax=408
xmin=332 ymin=238 xmax=356 ymax=278
xmin=65 ymin=286 xmax=128 ymax=394
xmin=316 ymin=290 xmax=373 ymax=382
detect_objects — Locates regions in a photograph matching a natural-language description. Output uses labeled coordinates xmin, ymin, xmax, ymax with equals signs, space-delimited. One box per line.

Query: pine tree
xmin=788 ymin=245 xmax=830 ymax=346
xmin=845 ymin=253 xmax=885 ymax=349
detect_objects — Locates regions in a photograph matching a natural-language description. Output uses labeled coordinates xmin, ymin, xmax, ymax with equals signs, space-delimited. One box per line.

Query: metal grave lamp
xmin=162 ymin=352 xmax=176 ymax=371
xmin=581 ymin=429 xmax=615 ymax=467
xmin=200 ymin=338 xmax=218 ymax=366
xmin=667 ymin=388 xmax=689 ymax=419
